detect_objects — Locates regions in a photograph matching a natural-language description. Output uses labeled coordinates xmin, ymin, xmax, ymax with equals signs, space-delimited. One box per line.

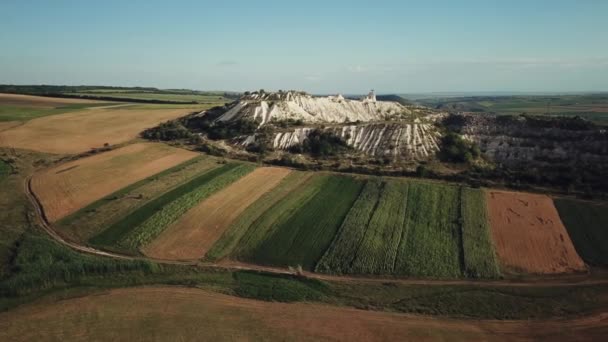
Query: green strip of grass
xmin=315 ymin=179 xmax=382 ymax=274
xmin=554 ymin=198 xmax=608 ymax=266
xmin=247 ymin=175 xmax=364 ymax=270
xmin=0 ymin=160 xmax=10 ymax=181
xmin=231 ymin=175 xmax=327 ymax=261
xmin=0 ymin=103 xmax=109 ymax=122
xmin=119 ymin=164 xmax=255 ymax=250
xmin=58 ymin=156 xmax=207 ymax=227
xmin=461 ymin=188 xmax=501 ymax=278
xmin=89 ymin=163 xmax=241 ymax=250
xmin=205 ymin=172 xmax=312 ymax=261
xmin=393 ymin=182 xmax=463 ymax=278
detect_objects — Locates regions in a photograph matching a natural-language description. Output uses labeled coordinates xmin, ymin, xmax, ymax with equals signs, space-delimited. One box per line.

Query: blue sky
xmin=1 ymin=0 xmax=607 ymax=93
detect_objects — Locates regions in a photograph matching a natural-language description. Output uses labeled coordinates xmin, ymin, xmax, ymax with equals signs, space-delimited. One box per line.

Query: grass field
xmin=461 ymin=188 xmax=501 ymax=278
xmin=31 ymin=143 xmax=197 ymax=222
xmin=486 ymin=190 xmax=586 ymax=274
xmin=3 ymin=286 xmax=607 ymax=342
xmin=205 ymin=172 xmax=313 ymax=261
xmin=316 ymin=179 xmax=410 ymax=275
xmin=554 ymin=198 xmax=608 ymax=266
xmin=56 ymin=156 xmax=220 ymax=243
xmin=0 ymin=93 xmax=109 ymax=122
xmin=0 ymin=160 xmax=10 ymax=181
xmin=143 ymin=167 xmax=291 ymax=260
xmin=65 ymin=91 xmax=231 ymax=104
xmin=244 ymin=175 xmax=364 ymax=270
xmin=0 ymin=105 xmax=197 ymax=154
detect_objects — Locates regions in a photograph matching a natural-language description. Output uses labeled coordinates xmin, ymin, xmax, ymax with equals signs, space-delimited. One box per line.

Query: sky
xmin=1 ymin=0 xmax=607 ymax=94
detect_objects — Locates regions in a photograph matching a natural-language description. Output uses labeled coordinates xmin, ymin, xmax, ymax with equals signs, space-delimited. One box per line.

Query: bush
xmin=439 ymin=132 xmax=481 ymax=163
xmin=296 ymin=129 xmax=351 ymax=157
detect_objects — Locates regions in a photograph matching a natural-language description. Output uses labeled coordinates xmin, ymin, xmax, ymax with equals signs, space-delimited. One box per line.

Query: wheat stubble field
xmin=31 ymin=143 xmax=197 ymax=222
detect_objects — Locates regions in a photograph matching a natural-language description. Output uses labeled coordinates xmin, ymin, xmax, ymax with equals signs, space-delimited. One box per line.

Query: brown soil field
xmin=1 ymin=287 xmax=606 ymax=342
xmin=143 ymin=167 xmax=291 ymax=260
xmin=31 ymin=143 xmax=197 ymax=222
xmin=0 ymin=106 xmax=193 ymax=154
xmin=0 ymin=93 xmax=103 ymax=107
xmin=0 ymin=121 xmax=21 ymax=132
xmin=486 ymin=190 xmax=586 ymax=274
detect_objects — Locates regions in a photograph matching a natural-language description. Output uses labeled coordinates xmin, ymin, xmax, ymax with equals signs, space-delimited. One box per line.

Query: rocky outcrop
xmin=215 ymin=91 xmax=411 ymax=125
xmin=269 ymin=123 xmax=440 ymax=160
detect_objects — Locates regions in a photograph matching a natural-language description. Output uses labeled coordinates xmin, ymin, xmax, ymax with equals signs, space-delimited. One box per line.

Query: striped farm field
xmin=56 ymin=156 xmax=220 ymax=243
xmin=118 ymin=164 xmax=255 ymax=252
xmin=486 ymin=190 xmax=586 ymax=274
xmin=31 ymin=143 xmax=197 ymax=222
xmin=317 ymin=181 xmax=501 ymax=278
xmin=142 ymin=167 xmax=291 ymax=260
xmin=206 ymin=172 xmax=314 ymax=261
xmin=236 ymin=175 xmax=364 ymax=270
xmin=90 ymin=163 xmax=253 ymax=253
xmin=554 ymin=198 xmax=608 ymax=266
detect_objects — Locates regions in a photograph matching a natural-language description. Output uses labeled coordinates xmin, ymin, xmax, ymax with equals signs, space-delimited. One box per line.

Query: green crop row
xmin=460 ymin=188 xmax=501 ymax=278
xmin=119 ymin=164 xmax=255 ymax=250
xmin=315 ymin=179 xmax=383 ymax=274
xmin=232 ymin=175 xmax=328 ymax=261
xmin=89 ymin=163 xmax=241 ymax=250
xmin=393 ymin=182 xmax=463 ymax=278
xmin=205 ymin=172 xmax=313 ymax=261
xmin=246 ymin=175 xmax=364 ymax=270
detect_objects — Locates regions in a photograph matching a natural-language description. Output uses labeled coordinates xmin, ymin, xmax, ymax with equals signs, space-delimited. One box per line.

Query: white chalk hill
xmin=216 ymin=91 xmax=409 ymax=125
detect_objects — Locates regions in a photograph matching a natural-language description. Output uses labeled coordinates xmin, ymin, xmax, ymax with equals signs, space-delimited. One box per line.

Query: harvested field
xmin=1 ymin=287 xmax=606 ymax=342
xmin=0 ymin=93 xmax=101 ymax=107
xmin=486 ymin=190 xmax=586 ymax=274
xmin=31 ymin=143 xmax=197 ymax=222
xmin=246 ymin=175 xmax=364 ymax=270
xmin=56 ymin=156 xmax=219 ymax=243
xmin=143 ymin=167 xmax=291 ymax=260
xmin=0 ymin=105 xmax=193 ymax=154
xmin=554 ymin=198 xmax=608 ymax=266
xmin=206 ymin=171 xmax=313 ymax=261
xmin=0 ymin=93 xmax=109 ymax=122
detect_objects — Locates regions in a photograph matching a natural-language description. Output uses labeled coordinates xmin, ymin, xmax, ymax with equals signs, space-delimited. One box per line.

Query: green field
xmin=461 ymin=188 xmax=501 ymax=278
xmin=206 ymin=172 xmax=312 ymax=261
xmin=66 ymin=91 xmax=231 ymax=104
xmin=0 ymin=102 xmax=109 ymax=122
xmin=89 ymin=163 xmax=250 ymax=252
xmin=0 ymin=160 xmax=10 ymax=180
xmin=554 ymin=198 xmax=608 ymax=266
xmin=419 ymin=94 xmax=608 ymax=125
xmin=234 ymin=175 xmax=364 ymax=270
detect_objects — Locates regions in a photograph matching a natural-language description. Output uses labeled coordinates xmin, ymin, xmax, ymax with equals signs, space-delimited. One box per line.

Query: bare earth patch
xmin=31 ymin=143 xmax=197 ymax=222
xmin=0 ymin=287 xmax=606 ymax=341
xmin=0 ymin=106 xmax=194 ymax=154
xmin=486 ymin=190 xmax=586 ymax=274
xmin=143 ymin=167 xmax=291 ymax=260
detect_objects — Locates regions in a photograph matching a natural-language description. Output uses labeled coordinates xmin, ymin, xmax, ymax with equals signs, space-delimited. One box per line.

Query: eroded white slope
xmin=271 ymin=123 xmax=440 ymax=159
xmin=216 ymin=91 xmax=409 ymax=125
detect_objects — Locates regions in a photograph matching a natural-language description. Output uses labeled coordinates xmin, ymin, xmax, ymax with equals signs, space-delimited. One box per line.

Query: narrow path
xmin=24 ymin=174 xmax=608 ymax=288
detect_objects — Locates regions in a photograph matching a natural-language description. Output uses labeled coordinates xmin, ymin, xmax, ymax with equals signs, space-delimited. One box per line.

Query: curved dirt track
xmin=1 ymin=286 xmax=607 ymax=342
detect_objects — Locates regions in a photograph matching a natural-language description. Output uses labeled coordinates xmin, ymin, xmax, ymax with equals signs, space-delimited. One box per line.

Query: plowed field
xmin=486 ymin=190 xmax=585 ymax=274
xmin=31 ymin=143 xmax=197 ymax=222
